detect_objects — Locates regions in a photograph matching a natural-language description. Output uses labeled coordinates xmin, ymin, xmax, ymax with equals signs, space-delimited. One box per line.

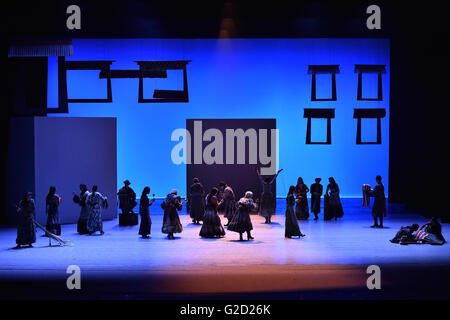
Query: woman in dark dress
xmin=199 ymin=187 xmax=226 ymax=238
xmin=15 ymin=192 xmax=36 ymax=248
xmin=295 ymin=177 xmax=310 ymax=220
xmin=219 ymin=182 xmax=236 ymax=226
xmin=368 ymin=175 xmax=386 ymax=228
xmin=227 ymin=191 xmax=255 ymax=241
xmin=73 ymin=184 xmax=89 ymax=234
xmin=189 ymin=178 xmax=205 ymax=224
xmin=256 ymin=168 xmax=283 ymax=223
xmin=324 ymin=177 xmax=344 ymax=221
xmin=310 ymin=178 xmax=323 ymax=220
xmin=285 ymin=186 xmax=305 ymax=238
xmin=161 ymin=189 xmax=184 ymax=239
xmin=46 ymin=186 xmax=61 ymax=235
xmin=139 ymin=186 xmax=155 ymax=238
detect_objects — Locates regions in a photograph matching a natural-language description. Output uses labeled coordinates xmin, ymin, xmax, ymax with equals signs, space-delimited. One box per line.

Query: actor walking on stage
xmin=285 ymin=186 xmax=305 ymax=238
xmin=86 ymin=185 xmax=107 ymax=235
xmin=219 ymin=182 xmax=236 ymax=226
xmin=161 ymin=189 xmax=184 ymax=239
xmin=368 ymin=175 xmax=386 ymax=228
xmin=117 ymin=179 xmax=137 ymax=214
xmin=15 ymin=192 xmax=36 ymax=249
xmin=189 ymin=178 xmax=205 ymax=224
xmin=199 ymin=187 xmax=226 ymax=238
xmin=295 ymin=177 xmax=310 ymax=220
xmin=228 ymin=191 xmax=255 ymax=241
xmin=310 ymin=178 xmax=323 ymax=220
xmin=324 ymin=177 xmax=344 ymax=220
xmin=256 ymin=168 xmax=283 ymax=223
xmin=45 ymin=186 xmax=61 ymax=235
xmin=139 ymin=187 xmax=155 ymax=238
xmin=73 ymin=184 xmax=90 ymax=234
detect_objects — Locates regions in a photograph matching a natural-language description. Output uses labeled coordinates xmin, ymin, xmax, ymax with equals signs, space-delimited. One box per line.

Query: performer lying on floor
xmin=390 ymin=217 xmax=446 ymax=245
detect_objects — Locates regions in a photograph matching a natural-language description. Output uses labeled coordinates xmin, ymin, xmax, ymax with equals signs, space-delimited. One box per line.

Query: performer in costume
xmin=368 ymin=175 xmax=386 ymax=228
xmin=219 ymin=182 xmax=236 ymax=226
xmin=15 ymin=192 xmax=36 ymax=248
xmin=138 ymin=186 xmax=155 ymax=238
xmin=324 ymin=177 xmax=344 ymax=221
xmin=199 ymin=187 xmax=226 ymax=238
xmin=86 ymin=185 xmax=107 ymax=235
xmin=161 ymin=189 xmax=184 ymax=239
xmin=285 ymin=186 xmax=305 ymax=238
xmin=189 ymin=178 xmax=205 ymax=224
xmin=45 ymin=186 xmax=61 ymax=235
xmin=117 ymin=179 xmax=137 ymax=214
xmin=310 ymin=178 xmax=323 ymax=220
xmin=73 ymin=184 xmax=90 ymax=234
xmin=295 ymin=177 xmax=310 ymax=220
xmin=227 ymin=191 xmax=255 ymax=241
xmin=256 ymin=168 xmax=283 ymax=223
xmin=391 ymin=218 xmax=446 ymax=245
xmin=390 ymin=224 xmax=419 ymax=243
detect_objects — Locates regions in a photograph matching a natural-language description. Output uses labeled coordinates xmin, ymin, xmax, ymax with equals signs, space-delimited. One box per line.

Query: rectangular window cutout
xmin=304 ymin=108 xmax=335 ymax=144
xmin=308 ymin=65 xmax=339 ymax=101
xmin=355 ymin=64 xmax=386 ymax=101
xmin=353 ymin=108 xmax=386 ymax=144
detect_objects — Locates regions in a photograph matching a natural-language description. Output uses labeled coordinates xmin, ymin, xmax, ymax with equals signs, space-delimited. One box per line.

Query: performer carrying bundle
xmin=362 ymin=184 xmax=371 ymax=207
xmin=367 ymin=175 xmax=386 ymax=228
xmin=161 ymin=189 xmax=185 ymax=240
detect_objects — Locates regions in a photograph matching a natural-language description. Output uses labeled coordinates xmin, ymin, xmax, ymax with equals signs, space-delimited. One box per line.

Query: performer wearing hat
xmin=310 ymin=178 xmax=323 ymax=220
xmin=117 ymin=179 xmax=137 ymax=215
xmin=227 ymin=191 xmax=255 ymax=241
xmin=15 ymin=192 xmax=36 ymax=248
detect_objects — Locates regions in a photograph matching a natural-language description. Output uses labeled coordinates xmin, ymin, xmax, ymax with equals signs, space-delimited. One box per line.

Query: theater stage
xmin=1 ymin=199 xmax=449 ymax=300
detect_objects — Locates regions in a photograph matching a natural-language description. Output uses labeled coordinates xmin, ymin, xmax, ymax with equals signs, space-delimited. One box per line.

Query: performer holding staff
xmin=256 ymin=168 xmax=283 ymax=223
xmin=368 ymin=175 xmax=386 ymax=228
xmin=139 ymin=187 xmax=155 ymax=238
xmin=15 ymin=192 xmax=36 ymax=248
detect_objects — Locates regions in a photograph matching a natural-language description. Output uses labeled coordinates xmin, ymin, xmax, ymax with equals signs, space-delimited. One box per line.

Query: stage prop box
xmin=186 ymin=118 xmax=277 ymax=209
xmin=7 ymin=117 xmax=117 ymax=225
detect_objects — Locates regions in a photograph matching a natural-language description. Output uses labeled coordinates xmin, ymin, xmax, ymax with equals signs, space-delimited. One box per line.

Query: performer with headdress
xmin=285 ymin=186 xmax=305 ymax=238
xmin=86 ymin=185 xmax=107 ymax=235
xmin=368 ymin=175 xmax=386 ymax=228
xmin=324 ymin=177 xmax=344 ymax=221
xmin=117 ymin=179 xmax=137 ymax=214
xmin=46 ymin=186 xmax=62 ymax=235
xmin=295 ymin=177 xmax=310 ymax=220
xmin=219 ymin=182 xmax=236 ymax=226
xmin=256 ymin=168 xmax=283 ymax=223
xmin=227 ymin=191 xmax=255 ymax=241
xmin=73 ymin=184 xmax=90 ymax=234
xmin=139 ymin=186 xmax=155 ymax=239
xmin=199 ymin=187 xmax=226 ymax=238
xmin=161 ymin=189 xmax=184 ymax=239
xmin=310 ymin=178 xmax=323 ymax=220
xmin=15 ymin=192 xmax=36 ymax=248
xmin=189 ymin=177 xmax=205 ymax=224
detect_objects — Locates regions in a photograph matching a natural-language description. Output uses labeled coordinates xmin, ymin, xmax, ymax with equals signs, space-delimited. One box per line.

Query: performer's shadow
xmin=261 ymin=222 xmax=283 ymax=228
xmin=199 ymin=237 xmax=225 ymax=242
xmin=362 ymin=226 xmax=390 ymax=229
xmin=185 ymin=223 xmax=202 ymax=228
xmin=228 ymin=240 xmax=264 ymax=244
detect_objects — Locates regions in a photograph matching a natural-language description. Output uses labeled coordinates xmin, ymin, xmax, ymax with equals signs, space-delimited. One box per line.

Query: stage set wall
xmin=47 ymin=39 xmax=390 ymax=198
xmin=7 ymin=117 xmax=117 ymax=225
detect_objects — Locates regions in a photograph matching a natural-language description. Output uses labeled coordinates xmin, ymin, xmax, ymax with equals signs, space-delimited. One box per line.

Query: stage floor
xmin=1 ymin=200 xmax=449 ymax=299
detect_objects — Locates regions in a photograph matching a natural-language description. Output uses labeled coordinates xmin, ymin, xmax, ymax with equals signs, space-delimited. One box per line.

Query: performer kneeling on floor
xmin=256 ymin=168 xmax=283 ymax=223
xmin=199 ymin=187 xmax=226 ymax=238
xmin=161 ymin=189 xmax=185 ymax=240
xmin=227 ymin=191 xmax=255 ymax=241
xmin=285 ymin=186 xmax=305 ymax=238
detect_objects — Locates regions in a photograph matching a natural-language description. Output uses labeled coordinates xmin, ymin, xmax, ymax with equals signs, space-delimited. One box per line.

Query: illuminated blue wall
xmin=48 ymin=39 xmax=389 ymax=198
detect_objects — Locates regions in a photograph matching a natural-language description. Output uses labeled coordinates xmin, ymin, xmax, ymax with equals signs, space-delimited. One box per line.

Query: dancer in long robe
xmin=295 ymin=177 xmax=310 ymax=220
xmin=45 ymin=186 xmax=61 ymax=235
xmin=117 ymin=179 xmax=137 ymax=214
xmin=228 ymin=191 xmax=255 ymax=241
xmin=73 ymin=184 xmax=90 ymax=234
xmin=161 ymin=190 xmax=184 ymax=239
xmin=199 ymin=187 xmax=226 ymax=238
xmin=256 ymin=168 xmax=283 ymax=223
xmin=368 ymin=175 xmax=386 ymax=228
xmin=189 ymin=178 xmax=205 ymax=224
xmin=324 ymin=177 xmax=344 ymax=221
xmin=15 ymin=192 xmax=36 ymax=248
xmin=139 ymin=186 xmax=155 ymax=238
xmin=310 ymin=178 xmax=323 ymax=220
xmin=285 ymin=186 xmax=305 ymax=238
xmin=86 ymin=185 xmax=107 ymax=235
xmin=391 ymin=218 xmax=446 ymax=245
xmin=219 ymin=182 xmax=236 ymax=226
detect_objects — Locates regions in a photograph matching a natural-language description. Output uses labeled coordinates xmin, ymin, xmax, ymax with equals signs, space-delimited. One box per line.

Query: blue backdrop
xmin=48 ymin=39 xmax=389 ymax=198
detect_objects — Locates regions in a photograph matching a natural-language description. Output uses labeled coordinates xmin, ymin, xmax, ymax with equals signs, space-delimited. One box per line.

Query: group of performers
xmin=14 ymin=171 xmax=446 ymax=247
